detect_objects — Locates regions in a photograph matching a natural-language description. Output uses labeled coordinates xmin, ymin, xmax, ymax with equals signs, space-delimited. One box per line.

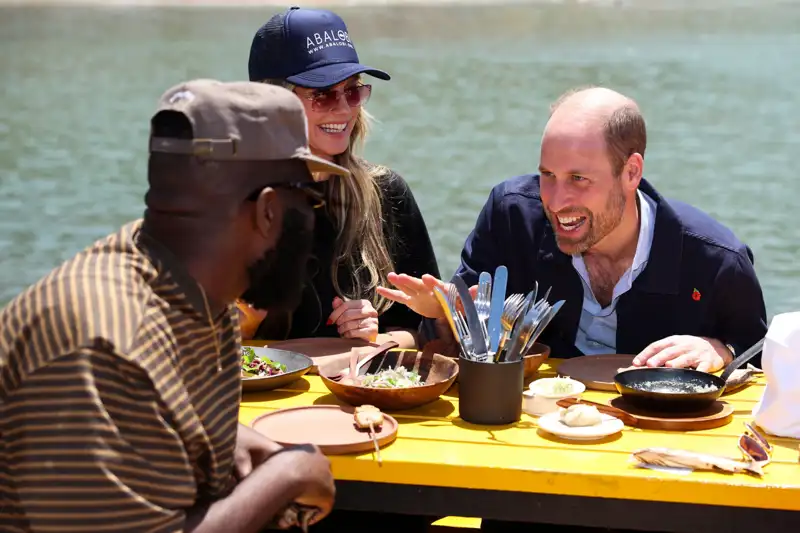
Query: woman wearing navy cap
xmin=242 ymin=6 xmax=440 ymax=349
xmin=245 ymin=8 xmax=441 ymax=531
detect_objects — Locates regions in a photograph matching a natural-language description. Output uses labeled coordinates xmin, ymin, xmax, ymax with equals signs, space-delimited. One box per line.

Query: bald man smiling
xmin=379 ymin=86 xmax=767 ymax=378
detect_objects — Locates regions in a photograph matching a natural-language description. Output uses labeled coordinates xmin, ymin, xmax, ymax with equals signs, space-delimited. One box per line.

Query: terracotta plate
xmin=251 ymin=405 xmax=399 ymax=455
xmin=557 ymin=354 xmax=636 ymax=391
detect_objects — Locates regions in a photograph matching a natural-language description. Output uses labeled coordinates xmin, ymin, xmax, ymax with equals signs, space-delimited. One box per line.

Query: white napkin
xmin=752 ymin=312 xmax=800 ymax=438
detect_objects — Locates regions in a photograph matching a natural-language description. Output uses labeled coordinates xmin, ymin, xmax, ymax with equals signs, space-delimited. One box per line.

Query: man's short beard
xmin=239 ymin=208 xmax=313 ymax=313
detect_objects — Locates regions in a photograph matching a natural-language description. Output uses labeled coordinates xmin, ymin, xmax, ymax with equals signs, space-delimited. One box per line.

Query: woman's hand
xmin=376 ymin=272 xmax=478 ymax=319
xmin=327 ymin=297 xmax=379 ymax=342
xmin=236 ymin=300 xmax=268 ymax=340
xmin=376 ymin=272 xmax=449 ymax=319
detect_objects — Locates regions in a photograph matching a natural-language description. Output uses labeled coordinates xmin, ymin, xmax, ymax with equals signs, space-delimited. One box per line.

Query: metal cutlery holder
xmin=458 ymin=357 xmax=524 ymax=425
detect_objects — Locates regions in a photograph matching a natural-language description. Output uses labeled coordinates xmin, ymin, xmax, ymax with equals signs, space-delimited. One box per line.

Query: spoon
xmin=330 ymin=341 xmax=399 ymax=382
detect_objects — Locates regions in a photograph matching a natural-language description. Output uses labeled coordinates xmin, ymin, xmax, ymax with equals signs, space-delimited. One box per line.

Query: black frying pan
xmin=614 ymin=338 xmax=765 ymax=413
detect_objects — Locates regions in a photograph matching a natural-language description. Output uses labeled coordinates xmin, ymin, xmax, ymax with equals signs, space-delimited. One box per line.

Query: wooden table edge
xmin=332 ymin=480 xmax=800 ymax=533
xmin=327 ymin=458 xmax=800 ymax=512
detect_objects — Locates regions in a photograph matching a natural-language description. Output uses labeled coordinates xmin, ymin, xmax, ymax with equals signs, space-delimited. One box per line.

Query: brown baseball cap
xmin=149 ymin=78 xmax=349 ymax=181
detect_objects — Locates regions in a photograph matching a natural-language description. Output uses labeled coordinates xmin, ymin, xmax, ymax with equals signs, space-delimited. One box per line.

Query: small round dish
xmin=523 ymin=377 xmax=585 ymax=416
xmin=537 ymin=412 xmax=624 ymax=441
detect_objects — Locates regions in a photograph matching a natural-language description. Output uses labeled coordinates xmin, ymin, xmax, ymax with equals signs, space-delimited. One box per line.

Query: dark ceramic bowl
xmin=241 ymin=347 xmax=313 ymax=393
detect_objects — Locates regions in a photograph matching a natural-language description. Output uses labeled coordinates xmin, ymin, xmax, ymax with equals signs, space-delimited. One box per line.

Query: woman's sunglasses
xmin=299 ymin=84 xmax=372 ymax=113
xmin=246 ymin=183 xmax=326 ymax=210
xmin=738 ymin=422 xmax=773 ymax=464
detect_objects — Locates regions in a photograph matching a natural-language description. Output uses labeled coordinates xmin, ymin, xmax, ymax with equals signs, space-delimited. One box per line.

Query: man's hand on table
xmin=271 ymin=444 xmax=336 ymax=529
xmin=633 ymin=335 xmax=733 ymax=373
xmin=228 ymin=426 xmax=335 ymax=530
xmin=196 ymin=437 xmax=334 ymax=533
xmin=234 ymin=423 xmax=284 ymax=480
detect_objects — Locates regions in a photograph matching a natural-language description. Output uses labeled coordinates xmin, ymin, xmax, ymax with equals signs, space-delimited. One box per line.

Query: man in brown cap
xmin=0 ymin=79 xmax=348 ymax=532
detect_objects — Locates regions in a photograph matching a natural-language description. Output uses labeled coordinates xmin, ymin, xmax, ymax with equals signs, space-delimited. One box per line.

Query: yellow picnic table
xmin=239 ymin=352 xmax=800 ymax=532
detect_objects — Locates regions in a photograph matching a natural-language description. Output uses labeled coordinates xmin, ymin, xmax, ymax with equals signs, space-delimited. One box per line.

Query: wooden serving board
xmin=556 ymin=354 xmax=636 ymax=391
xmin=250 ymin=405 xmax=398 ymax=455
xmin=557 ymin=397 xmax=734 ymax=431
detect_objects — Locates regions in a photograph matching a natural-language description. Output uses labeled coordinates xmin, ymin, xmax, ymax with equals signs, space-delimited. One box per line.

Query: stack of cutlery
xmin=433 ymin=266 xmax=565 ymax=364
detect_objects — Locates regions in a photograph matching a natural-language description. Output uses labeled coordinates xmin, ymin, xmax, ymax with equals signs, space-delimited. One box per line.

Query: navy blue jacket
xmin=451 ymin=175 xmax=768 ymax=367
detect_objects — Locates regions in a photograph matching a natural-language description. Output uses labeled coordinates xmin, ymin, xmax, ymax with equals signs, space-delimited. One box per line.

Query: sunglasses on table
xmin=246 ymin=183 xmax=326 ymax=209
xmin=297 ymin=84 xmax=372 ymax=113
xmin=738 ymin=422 xmax=773 ymax=464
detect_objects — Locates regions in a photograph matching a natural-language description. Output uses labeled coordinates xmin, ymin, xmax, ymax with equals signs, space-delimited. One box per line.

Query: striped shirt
xmin=0 ymin=220 xmax=242 ymax=533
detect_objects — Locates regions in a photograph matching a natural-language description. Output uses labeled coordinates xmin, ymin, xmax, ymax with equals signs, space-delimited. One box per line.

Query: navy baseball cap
xmin=249 ymin=7 xmax=391 ymax=89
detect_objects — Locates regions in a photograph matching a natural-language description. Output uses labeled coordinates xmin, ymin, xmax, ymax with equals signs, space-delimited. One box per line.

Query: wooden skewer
xmin=369 ymin=421 xmax=382 ymax=465
xmin=354 ymin=405 xmax=384 ymax=465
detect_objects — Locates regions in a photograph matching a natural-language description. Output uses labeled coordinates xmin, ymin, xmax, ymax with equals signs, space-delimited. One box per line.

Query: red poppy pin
xmin=692 ymin=288 xmax=701 ymax=301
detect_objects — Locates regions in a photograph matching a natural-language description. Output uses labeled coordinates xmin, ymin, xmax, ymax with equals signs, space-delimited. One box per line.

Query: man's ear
xmin=622 ymin=153 xmax=643 ymax=191
xmin=254 ymin=187 xmax=279 ymax=239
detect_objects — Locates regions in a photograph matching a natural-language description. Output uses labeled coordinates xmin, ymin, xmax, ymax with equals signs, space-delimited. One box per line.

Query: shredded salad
xmin=359 ymin=366 xmax=424 ymax=389
xmin=241 ymin=347 xmax=287 ymax=378
xmin=533 ymin=377 xmax=577 ymax=396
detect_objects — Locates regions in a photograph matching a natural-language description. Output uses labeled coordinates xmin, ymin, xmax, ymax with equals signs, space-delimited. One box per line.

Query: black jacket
xmin=451 ymin=174 xmax=768 ymax=366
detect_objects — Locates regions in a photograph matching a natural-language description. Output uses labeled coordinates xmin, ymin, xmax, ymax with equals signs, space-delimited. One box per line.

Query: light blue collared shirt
xmin=572 ymin=190 xmax=657 ymax=355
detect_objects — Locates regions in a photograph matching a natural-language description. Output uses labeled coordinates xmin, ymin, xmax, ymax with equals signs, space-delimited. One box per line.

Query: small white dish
xmin=522 ymin=377 xmax=585 ymax=416
xmin=537 ymin=412 xmax=624 ymax=441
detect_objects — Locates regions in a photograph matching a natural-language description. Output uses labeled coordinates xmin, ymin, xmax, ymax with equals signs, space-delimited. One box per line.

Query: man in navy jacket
xmin=379 ymin=87 xmax=767 ymax=371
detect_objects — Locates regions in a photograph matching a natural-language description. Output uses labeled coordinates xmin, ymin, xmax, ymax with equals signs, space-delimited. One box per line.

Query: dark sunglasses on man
xmin=246 ymin=183 xmax=326 ymax=210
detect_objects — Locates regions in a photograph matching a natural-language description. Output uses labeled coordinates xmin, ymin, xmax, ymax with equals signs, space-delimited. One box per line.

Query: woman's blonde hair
xmin=263 ymin=78 xmax=395 ymax=313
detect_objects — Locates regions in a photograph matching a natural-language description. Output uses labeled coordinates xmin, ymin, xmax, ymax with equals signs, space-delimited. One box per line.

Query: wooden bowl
xmin=319 ymin=349 xmax=459 ymax=411
xmin=523 ymin=343 xmax=551 ymax=378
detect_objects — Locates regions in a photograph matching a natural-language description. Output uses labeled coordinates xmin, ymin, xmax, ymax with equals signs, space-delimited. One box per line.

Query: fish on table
xmin=631 ymin=447 xmax=764 ymax=477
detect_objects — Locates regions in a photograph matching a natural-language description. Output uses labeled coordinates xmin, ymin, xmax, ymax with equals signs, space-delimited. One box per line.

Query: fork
xmin=540 ymin=286 xmax=552 ymax=304
xmin=447 ymin=284 xmax=475 ymax=358
xmin=499 ymin=294 xmax=525 ymax=351
xmin=454 ymin=311 xmax=474 ymax=357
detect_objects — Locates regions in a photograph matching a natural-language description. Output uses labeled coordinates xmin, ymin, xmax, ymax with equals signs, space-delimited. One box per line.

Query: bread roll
xmin=559 ymin=404 xmax=602 ymax=427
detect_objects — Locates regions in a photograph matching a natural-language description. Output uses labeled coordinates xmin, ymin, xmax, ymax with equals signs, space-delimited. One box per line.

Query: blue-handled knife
xmin=487 ymin=265 xmax=507 ymax=354
xmin=453 ymin=276 xmax=488 ymax=356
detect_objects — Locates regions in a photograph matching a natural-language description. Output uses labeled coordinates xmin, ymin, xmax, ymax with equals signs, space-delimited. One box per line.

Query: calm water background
xmin=1 ymin=2 xmax=798 ymax=319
